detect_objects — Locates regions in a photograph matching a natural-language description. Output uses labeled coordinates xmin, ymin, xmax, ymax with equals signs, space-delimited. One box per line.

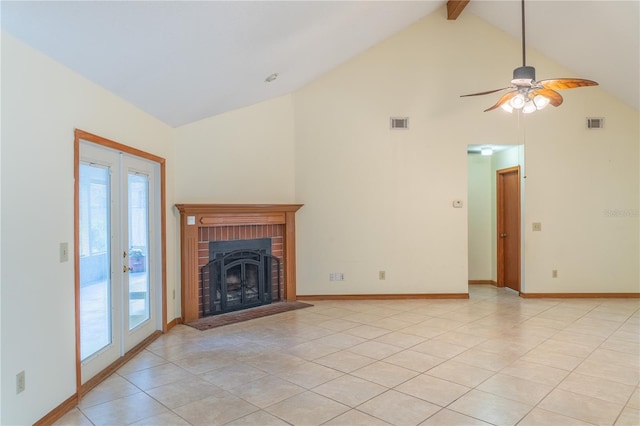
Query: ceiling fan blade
xmin=484 ymin=90 xmax=518 ymax=112
xmin=530 ymin=88 xmax=563 ymax=107
xmin=538 ymin=78 xmax=598 ymax=90
xmin=460 ymin=87 xmax=511 ymax=97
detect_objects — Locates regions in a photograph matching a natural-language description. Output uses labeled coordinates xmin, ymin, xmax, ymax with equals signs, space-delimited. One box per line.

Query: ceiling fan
xmin=461 ymin=0 xmax=598 ymax=113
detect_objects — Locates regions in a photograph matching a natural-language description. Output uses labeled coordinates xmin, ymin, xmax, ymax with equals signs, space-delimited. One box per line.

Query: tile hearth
xmin=57 ymin=286 xmax=639 ymax=425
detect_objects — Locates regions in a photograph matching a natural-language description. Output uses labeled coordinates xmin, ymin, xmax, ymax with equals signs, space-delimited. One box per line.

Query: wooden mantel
xmin=176 ymin=204 xmax=303 ymax=323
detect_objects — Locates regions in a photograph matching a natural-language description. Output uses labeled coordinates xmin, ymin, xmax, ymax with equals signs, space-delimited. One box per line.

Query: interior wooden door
xmin=497 ymin=166 xmax=521 ymax=292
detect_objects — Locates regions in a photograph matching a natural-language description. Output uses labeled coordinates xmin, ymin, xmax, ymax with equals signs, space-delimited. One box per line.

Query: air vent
xmin=587 ymin=117 xmax=604 ymax=129
xmin=390 ymin=117 xmax=409 ymax=130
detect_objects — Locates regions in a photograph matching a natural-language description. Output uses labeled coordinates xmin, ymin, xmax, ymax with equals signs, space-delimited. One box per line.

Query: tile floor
xmin=56 ymin=285 xmax=640 ymax=426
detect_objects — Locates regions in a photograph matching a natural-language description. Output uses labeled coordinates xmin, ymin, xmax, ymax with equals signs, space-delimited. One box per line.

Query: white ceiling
xmin=2 ymin=1 xmax=637 ymax=128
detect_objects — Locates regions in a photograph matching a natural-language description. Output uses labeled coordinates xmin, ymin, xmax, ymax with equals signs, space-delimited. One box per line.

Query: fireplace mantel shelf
xmin=176 ymin=204 xmax=303 ymax=323
xmin=176 ymin=204 xmax=304 ymax=214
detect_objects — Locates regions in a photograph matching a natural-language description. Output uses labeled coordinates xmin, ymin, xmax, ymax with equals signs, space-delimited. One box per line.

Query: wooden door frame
xmin=74 ymin=129 xmax=167 ymax=398
xmin=496 ymin=166 xmax=521 ymax=291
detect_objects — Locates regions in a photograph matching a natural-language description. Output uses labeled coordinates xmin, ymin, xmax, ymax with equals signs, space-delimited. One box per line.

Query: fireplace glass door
xmin=204 ymin=245 xmax=280 ymax=316
xmin=223 ymin=260 xmax=262 ymax=310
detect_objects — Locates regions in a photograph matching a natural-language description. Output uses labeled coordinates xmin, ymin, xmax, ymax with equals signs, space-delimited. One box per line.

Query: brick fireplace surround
xmin=176 ymin=204 xmax=303 ymax=323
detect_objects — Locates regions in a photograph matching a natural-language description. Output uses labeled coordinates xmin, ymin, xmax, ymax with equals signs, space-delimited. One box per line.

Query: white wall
xmin=0 ymin=33 xmax=176 ymax=425
xmin=173 ymin=95 xmax=295 ymax=204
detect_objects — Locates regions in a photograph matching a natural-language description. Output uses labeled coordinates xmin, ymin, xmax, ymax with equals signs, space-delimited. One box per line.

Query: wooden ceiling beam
xmin=447 ymin=0 xmax=470 ymax=20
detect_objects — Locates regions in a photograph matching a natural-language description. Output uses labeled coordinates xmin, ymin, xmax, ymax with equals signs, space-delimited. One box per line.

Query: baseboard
xmin=167 ymin=317 xmax=183 ymax=331
xmin=520 ymin=292 xmax=640 ymax=299
xmin=469 ymin=280 xmax=497 ymax=286
xmin=34 ymin=394 xmax=79 ymax=426
xmin=297 ymin=293 xmax=469 ymax=301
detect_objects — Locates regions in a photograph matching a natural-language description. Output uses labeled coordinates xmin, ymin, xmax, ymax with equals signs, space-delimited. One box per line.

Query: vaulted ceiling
xmin=2 ymin=1 xmax=637 ymax=127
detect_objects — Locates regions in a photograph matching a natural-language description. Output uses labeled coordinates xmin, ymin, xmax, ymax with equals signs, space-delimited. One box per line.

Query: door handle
xmin=500 ymin=233 xmax=507 ymax=238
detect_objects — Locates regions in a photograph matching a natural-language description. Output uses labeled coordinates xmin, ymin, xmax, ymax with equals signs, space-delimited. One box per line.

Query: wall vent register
xmin=586 ymin=117 xmax=604 ymax=129
xmin=390 ymin=117 xmax=409 ymax=129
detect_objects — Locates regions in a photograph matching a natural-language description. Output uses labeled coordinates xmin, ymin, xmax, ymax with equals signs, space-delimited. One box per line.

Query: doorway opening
xmin=467 ymin=144 xmax=524 ymax=293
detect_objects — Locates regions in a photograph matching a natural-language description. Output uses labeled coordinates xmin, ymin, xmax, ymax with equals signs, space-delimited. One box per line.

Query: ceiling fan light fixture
xmin=522 ymin=99 xmax=537 ymax=113
xmin=533 ymin=94 xmax=550 ymax=109
xmin=501 ymin=103 xmax=514 ymax=113
xmin=510 ymin=94 xmax=526 ymax=109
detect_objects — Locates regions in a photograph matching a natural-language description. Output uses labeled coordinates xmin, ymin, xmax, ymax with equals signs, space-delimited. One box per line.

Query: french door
xmin=77 ymin=136 xmax=162 ymax=384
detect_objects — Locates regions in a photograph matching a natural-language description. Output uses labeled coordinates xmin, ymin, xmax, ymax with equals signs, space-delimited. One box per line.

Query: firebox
xmin=201 ymin=238 xmax=280 ymax=316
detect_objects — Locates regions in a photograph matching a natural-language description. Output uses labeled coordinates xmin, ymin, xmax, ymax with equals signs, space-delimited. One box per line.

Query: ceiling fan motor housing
xmin=512 ymin=66 xmax=536 ymax=86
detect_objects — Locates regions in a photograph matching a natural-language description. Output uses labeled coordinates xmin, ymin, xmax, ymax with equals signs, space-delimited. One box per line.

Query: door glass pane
xmin=128 ymin=173 xmax=150 ymax=330
xmin=79 ymin=164 xmax=111 ymax=360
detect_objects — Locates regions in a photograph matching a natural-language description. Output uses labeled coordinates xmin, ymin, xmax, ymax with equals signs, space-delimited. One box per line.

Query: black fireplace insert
xmin=201 ymin=238 xmax=281 ymax=316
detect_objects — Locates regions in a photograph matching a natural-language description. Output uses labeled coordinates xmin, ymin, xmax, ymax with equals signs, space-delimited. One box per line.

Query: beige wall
xmin=467 ymin=154 xmax=493 ymax=280
xmin=522 ymin=94 xmax=639 ymax=293
xmin=173 ymin=95 xmax=296 ymax=204
xmin=291 ymin=8 xmax=637 ymax=296
xmin=1 ymin=32 xmax=176 ymax=424
xmin=293 ymin=10 xmax=526 ymax=295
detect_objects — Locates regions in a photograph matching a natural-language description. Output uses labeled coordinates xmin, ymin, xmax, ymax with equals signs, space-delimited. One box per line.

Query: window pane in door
xmin=79 ymin=164 xmax=111 ymax=360
xmin=128 ymin=173 xmax=150 ymax=330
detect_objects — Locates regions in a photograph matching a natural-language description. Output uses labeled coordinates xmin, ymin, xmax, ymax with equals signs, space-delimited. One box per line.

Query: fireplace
xmin=176 ymin=204 xmax=303 ymax=323
xmin=201 ymin=238 xmax=281 ymax=316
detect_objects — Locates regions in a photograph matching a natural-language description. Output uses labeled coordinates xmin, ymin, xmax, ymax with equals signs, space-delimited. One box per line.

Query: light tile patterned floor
xmin=57 ymin=286 xmax=640 ymax=425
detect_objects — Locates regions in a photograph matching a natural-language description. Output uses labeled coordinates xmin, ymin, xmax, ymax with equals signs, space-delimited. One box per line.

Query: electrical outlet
xmin=379 ymin=271 xmax=386 ymax=280
xmin=552 ymin=269 xmax=558 ymax=278
xmin=330 ymin=272 xmax=344 ymax=281
xmin=59 ymin=242 xmax=69 ymax=262
xmin=16 ymin=371 xmax=25 ymax=394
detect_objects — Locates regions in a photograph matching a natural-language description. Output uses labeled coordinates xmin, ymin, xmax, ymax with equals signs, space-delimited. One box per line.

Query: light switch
xmin=532 ymin=222 xmax=542 ymax=232
xmin=60 ymin=242 xmax=69 ymax=262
